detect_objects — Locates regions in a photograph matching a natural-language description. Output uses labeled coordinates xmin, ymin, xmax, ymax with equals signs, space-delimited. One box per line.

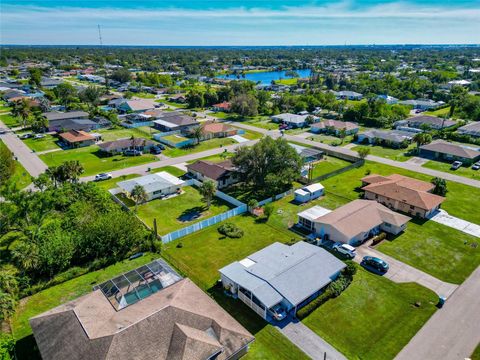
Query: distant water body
xmin=217 ymin=69 xmax=311 ymax=85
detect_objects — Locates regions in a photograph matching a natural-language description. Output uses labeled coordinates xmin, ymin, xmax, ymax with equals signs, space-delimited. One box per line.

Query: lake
xmin=217 ymin=69 xmax=311 ymax=85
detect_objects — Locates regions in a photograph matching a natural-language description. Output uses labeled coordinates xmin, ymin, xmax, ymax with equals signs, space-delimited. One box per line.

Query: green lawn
xmin=11 ymin=253 xmax=159 ymax=359
xmin=23 ymin=134 xmax=61 ymax=152
xmin=97 ymin=126 xmax=158 ymax=142
xmin=423 ymin=160 xmax=480 ymax=181
xmin=0 ymin=140 xmax=31 ymax=189
xmin=320 ymin=160 xmax=480 ymax=224
xmin=308 ymin=134 xmax=354 ymax=146
xmin=0 ymin=113 xmax=20 ymax=128
xmin=377 ymin=220 xmax=480 ymax=284
xmin=310 ymin=156 xmax=352 ymax=179
xmin=162 ymin=133 xmax=190 ymax=144
xmin=39 ymin=145 xmax=159 ymax=176
xmin=163 ymin=136 xmax=240 ymax=157
xmin=352 ymin=144 xmax=416 ymax=162
xmin=303 ymin=267 xmax=437 ymax=360
xmin=128 ymin=186 xmax=234 ymax=234
xmin=424 ymin=107 xmax=451 ymax=117
xmin=234 ymin=128 xmax=263 ymax=140
xmin=163 ymin=215 xmax=308 ymax=359
xmin=275 ymin=78 xmax=298 ymax=85
xmin=240 ymin=117 xmax=279 ymax=131
xmin=471 ymin=343 xmax=480 ymax=360
xmin=187 ymin=152 xmax=234 ymax=164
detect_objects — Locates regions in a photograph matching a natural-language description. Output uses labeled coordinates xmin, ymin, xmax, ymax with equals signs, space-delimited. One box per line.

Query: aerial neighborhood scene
xmin=0 ymin=1 xmax=480 ymax=359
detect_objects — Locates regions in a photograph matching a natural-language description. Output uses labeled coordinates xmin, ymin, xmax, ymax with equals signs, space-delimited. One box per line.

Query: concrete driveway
xmin=429 ymin=209 xmax=480 ymax=238
xmin=355 ymin=243 xmax=458 ymax=298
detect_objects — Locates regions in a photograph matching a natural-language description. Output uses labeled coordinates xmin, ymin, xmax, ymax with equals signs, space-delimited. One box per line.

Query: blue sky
xmin=1 ymin=0 xmax=479 ymax=45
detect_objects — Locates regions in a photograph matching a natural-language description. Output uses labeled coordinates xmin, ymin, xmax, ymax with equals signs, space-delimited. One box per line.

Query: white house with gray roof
xmin=117 ymin=172 xmax=184 ymax=201
xmin=219 ymin=242 xmax=345 ymax=321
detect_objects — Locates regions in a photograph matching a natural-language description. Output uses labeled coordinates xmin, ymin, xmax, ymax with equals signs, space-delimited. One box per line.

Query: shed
xmin=294 ymin=183 xmax=325 ymax=203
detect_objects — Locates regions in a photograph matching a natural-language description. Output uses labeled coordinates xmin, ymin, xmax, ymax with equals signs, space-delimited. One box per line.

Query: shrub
xmin=263 ymin=203 xmax=274 ymax=219
xmin=0 ymin=333 xmax=14 ymax=360
xmin=371 ymin=232 xmax=387 ymax=246
xmin=343 ymin=260 xmax=357 ymax=278
xmin=218 ymin=222 xmax=244 ymax=238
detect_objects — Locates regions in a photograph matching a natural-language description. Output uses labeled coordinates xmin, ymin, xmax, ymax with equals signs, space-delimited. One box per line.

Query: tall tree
xmin=11 ymin=99 xmax=31 ymax=128
xmin=413 ymin=132 xmax=432 ymax=153
xmin=431 ymin=177 xmax=448 ymax=196
xmin=191 ymin=125 xmax=204 ymax=145
xmin=0 ymin=144 xmax=15 ymax=187
xmin=130 ymin=185 xmax=148 ymax=212
xmin=198 ymin=180 xmax=216 ymax=209
xmin=54 ymin=83 xmax=77 ymax=109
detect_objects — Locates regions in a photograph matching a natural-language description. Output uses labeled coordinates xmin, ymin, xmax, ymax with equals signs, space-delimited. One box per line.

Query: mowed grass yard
xmin=0 ymin=140 xmax=31 ymax=189
xmin=11 ymin=253 xmax=159 ymax=360
xmin=0 ymin=113 xmax=20 ymax=127
xmin=303 ymin=267 xmax=438 ymax=360
xmin=126 ymin=186 xmax=234 ymax=234
xmin=39 ymin=145 xmax=159 ymax=176
xmin=97 ymin=126 xmax=159 ymax=142
xmin=352 ymin=144 xmax=416 ymax=162
xmin=23 ymin=134 xmax=61 ymax=152
xmin=310 ymin=155 xmax=352 ymax=179
xmin=163 ymin=214 xmax=308 ymax=360
xmin=423 ymin=160 xmax=480 ymax=181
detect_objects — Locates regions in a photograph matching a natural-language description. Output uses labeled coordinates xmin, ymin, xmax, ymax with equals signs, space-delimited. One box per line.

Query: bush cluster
xmin=217 ymin=222 xmax=244 ymax=238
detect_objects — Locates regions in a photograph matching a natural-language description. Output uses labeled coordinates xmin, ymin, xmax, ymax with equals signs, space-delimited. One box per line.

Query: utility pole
xmin=97 ymin=24 xmax=103 ymax=46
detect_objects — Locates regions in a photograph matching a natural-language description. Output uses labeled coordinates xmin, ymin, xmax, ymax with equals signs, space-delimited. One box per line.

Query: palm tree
xmin=130 ymin=185 xmax=148 ymax=212
xmin=338 ymin=128 xmax=347 ymax=144
xmin=192 ymin=125 xmax=204 ymax=145
xmin=413 ymin=133 xmax=432 ymax=153
xmin=198 ymin=180 xmax=216 ymax=209
xmin=11 ymin=99 xmax=31 ymax=128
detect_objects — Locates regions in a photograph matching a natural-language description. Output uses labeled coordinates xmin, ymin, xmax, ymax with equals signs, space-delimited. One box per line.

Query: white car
xmin=333 ymin=243 xmax=357 ymax=259
xmin=34 ymin=134 xmax=45 ymax=139
xmin=94 ymin=173 xmax=112 ymax=181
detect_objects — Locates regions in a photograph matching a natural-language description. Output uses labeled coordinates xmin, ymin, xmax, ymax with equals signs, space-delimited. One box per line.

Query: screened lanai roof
xmin=93 ymin=258 xmax=182 ymax=311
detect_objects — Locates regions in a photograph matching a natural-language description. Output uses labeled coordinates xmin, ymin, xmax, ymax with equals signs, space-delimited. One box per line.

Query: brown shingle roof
xmin=420 ymin=140 xmax=480 ymax=160
xmin=59 ymin=130 xmax=95 ymax=143
xmin=186 ymin=160 xmax=235 ymax=180
xmin=361 ymin=174 xmax=445 ymax=210
xmin=311 ymin=120 xmax=358 ymax=131
xmin=98 ymin=138 xmax=154 ymax=152
xmin=202 ymin=123 xmax=234 ymax=134
xmin=30 ymin=278 xmax=254 ymax=360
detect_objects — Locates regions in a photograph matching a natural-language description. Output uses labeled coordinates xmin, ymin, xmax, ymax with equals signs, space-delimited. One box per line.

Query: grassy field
xmin=126 ymin=186 xmax=234 ymax=233
xmin=0 ymin=140 xmax=32 ymax=189
xmin=320 ymin=160 xmax=480 ymax=224
xmin=23 ymin=134 xmax=61 ymax=152
xmin=275 ymin=78 xmax=298 ymax=85
xmin=423 ymin=160 xmax=480 ymax=181
xmin=424 ymin=107 xmax=451 ymax=117
xmin=39 ymin=145 xmax=159 ymax=176
xmin=352 ymin=144 xmax=416 ymax=162
xmin=163 ymin=136 xmax=240 ymax=157
xmin=162 ymin=133 xmax=190 ymax=144
xmin=0 ymin=113 xmax=20 ymax=127
xmin=308 ymin=134 xmax=354 ymax=146
xmin=377 ymin=220 xmax=480 ymax=284
xmin=162 ymin=214 xmax=308 ymax=359
xmin=303 ymin=267 xmax=437 ymax=360
xmin=11 ymin=253 xmax=159 ymax=359
xmin=310 ymin=156 xmax=352 ymax=179
xmin=97 ymin=126 xmax=158 ymax=142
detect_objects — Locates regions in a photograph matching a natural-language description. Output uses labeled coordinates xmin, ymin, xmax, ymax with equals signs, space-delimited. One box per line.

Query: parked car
xmin=268 ymin=304 xmax=287 ymax=321
xmin=150 ymin=146 xmax=162 ymax=155
xmin=156 ymin=143 xmax=165 ymax=150
xmin=94 ymin=173 xmax=112 ymax=181
xmin=0 ymin=128 xmax=7 ymax=134
xmin=124 ymin=149 xmax=142 ymax=156
xmin=451 ymin=161 xmax=463 ymax=170
xmin=34 ymin=134 xmax=45 ymax=139
xmin=472 ymin=162 xmax=480 ymax=171
xmin=19 ymin=133 xmax=33 ymax=139
xmin=361 ymin=256 xmax=389 ymax=274
xmin=333 ymin=243 xmax=356 ymax=259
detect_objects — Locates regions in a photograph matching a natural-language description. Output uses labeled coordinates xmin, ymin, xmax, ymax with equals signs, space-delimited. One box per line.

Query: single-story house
xmin=298 ymin=200 xmax=411 ymax=246
xmin=310 ymin=120 xmax=359 ymax=136
xmin=58 ymin=130 xmax=96 ymax=148
xmin=212 ymin=101 xmax=231 ymax=112
xmin=40 ymin=77 xmax=63 ymax=89
xmin=294 ymin=183 xmax=324 ymax=203
xmin=395 ymin=115 xmax=456 ymax=130
xmin=117 ymin=171 xmax=185 ymax=201
xmin=333 ymin=90 xmax=363 ymax=100
xmin=168 ymin=94 xmax=187 ymax=103
xmin=357 ymin=129 xmax=413 ymax=147
xmin=458 ymin=122 xmax=480 ymax=137
xmin=200 ymin=123 xmax=238 ymax=140
xmin=271 ymin=113 xmax=317 ymax=128
xmin=30 ymin=259 xmax=254 ymax=360
xmin=419 ymin=140 xmax=480 ymax=165
xmin=117 ymin=99 xmax=157 ymax=113
xmin=376 ymin=95 xmax=399 ymax=104
xmin=289 ymin=143 xmax=324 ymax=163
xmin=48 ymin=118 xmax=99 ymax=133
xmin=398 ymin=99 xmax=444 ymax=110
xmin=219 ymin=242 xmax=345 ymax=320
xmin=152 ymin=111 xmax=199 ymax=132
xmin=43 ymin=111 xmax=89 ymax=122
xmin=186 ymin=160 xmax=238 ymax=189
xmin=361 ymin=174 xmax=445 ymax=218
xmin=98 ymin=138 xmax=156 ymax=155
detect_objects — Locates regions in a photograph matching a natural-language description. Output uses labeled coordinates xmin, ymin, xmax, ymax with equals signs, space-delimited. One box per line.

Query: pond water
xmin=217 ymin=69 xmax=312 ymax=85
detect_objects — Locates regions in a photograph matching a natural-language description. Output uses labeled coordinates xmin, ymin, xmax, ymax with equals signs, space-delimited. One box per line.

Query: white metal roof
xmin=297 ymin=205 xmax=332 ymax=222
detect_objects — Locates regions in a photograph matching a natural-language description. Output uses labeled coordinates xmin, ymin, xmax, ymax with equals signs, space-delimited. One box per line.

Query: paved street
xmin=354 ymin=243 xmax=458 ymax=298
xmin=429 ymin=209 xmax=480 ymax=238
xmin=276 ymin=319 xmax=347 ymax=360
xmin=0 ymin=121 xmax=48 ymax=177
xmin=395 ymin=265 xmax=480 ymax=360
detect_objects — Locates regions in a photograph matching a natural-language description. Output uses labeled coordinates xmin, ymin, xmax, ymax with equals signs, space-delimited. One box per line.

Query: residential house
xmin=43 ymin=111 xmax=99 ymax=132
xmin=458 ymin=122 xmax=480 ymax=137
xmin=310 ymin=120 xmax=359 ymax=136
xmin=361 ymin=174 xmax=445 ymax=218
xmin=58 ymin=130 xmax=96 ymax=148
xmin=118 ymin=172 xmax=185 ymax=201
xmin=200 ymin=123 xmax=239 ymax=140
xmin=168 ymin=94 xmax=187 ymax=103
xmin=294 ymin=183 xmax=324 ymax=203
xmin=376 ymin=95 xmax=399 ymax=104
xmin=186 ymin=160 xmax=239 ymax=189
xmin=152 ymin=111 xmax=199 ymax=132
xmin=395 ymin=115 xmax=456 ymax=130
xmin=289 ymin=143 xmax=324 ymax=163
xmin=118 ymin=99 xmax=157 ymax=113
xmin=98 ymin=138 xmax=156 ymax=155
xmin=219 ymin=242 xmax=345 ymax=320
xmin=297 ymin=200 xmax=411 ymax=246
xmin=212 ymin=101 xmax=231 ymax=112
xmin=399 ymin=99 xmax=444 ymax=110
xmin=333 ymin=90 xmax=363 ymax=100
xmin=271 ymin=113 xmax=316 ymax=128
xmin=30 ymin=259 xmax=254 ymax=360
xmin=419 ymin=140 xmax=480 ymax=165
xmin=357 ymin=129 xmax=413 ymax=147
xmin=40 ymin=77 xmax=63 ymax=89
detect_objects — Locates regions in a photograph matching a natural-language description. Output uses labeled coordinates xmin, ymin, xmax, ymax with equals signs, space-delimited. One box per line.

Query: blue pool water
xmin=217 ymin=69 xmax=311 ymax=85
